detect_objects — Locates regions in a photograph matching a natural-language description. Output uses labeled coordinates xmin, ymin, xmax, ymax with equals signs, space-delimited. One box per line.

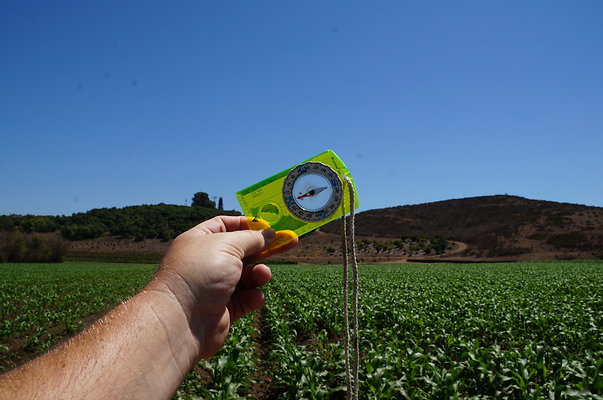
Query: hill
xmin=322 ymin=195 xmax=603 ymax=261
xmin=3 ymin=195 xmax=603 ymax=263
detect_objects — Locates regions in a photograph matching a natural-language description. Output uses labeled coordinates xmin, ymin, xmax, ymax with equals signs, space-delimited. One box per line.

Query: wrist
xmin=148 ymin=267 xmax=234 ymax=360
xmin=141 ymin=276 xmax=204 ymax=363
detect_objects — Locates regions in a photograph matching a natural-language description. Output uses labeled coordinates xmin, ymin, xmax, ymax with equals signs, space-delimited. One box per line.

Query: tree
xmin=218 ymin=197 xmax=224 ymax=210
xmin=191 ymin=192 xmax=216 ymax=208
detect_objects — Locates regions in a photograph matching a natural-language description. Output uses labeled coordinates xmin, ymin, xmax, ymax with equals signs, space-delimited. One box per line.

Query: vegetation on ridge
xmin=0 ymin=192 xmax=238 ymax=262
xmin=0 ymin=192 xmax=238 ymax=241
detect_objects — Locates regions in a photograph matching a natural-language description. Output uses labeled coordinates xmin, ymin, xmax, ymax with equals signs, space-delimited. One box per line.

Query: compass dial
xmin=282 ymin=162 xmax=343 ymax=222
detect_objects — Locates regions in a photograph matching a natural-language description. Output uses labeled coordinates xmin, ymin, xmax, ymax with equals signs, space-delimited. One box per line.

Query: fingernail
xmin=261 ymin=228 xmax=276 ymax=242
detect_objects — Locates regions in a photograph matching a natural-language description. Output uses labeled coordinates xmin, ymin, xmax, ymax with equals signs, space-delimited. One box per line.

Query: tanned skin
xmin=0 ymin=216 xmax=297 ymax=400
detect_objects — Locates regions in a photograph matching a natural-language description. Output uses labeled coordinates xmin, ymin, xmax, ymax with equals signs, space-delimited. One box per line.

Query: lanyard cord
xmin=342 ymin=176 xmax=359 ymax=400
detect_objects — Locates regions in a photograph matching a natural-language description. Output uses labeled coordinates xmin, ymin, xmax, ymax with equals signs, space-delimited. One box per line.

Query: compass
xmin=282 ymin=161 xmax=343 ymax=222
xmin=236 ymin=149 xmax=358 ymax=237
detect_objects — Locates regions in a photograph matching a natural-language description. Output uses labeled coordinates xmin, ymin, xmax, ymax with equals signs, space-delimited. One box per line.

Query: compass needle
xmin=297 ymin=186 xmax=329 ymax=200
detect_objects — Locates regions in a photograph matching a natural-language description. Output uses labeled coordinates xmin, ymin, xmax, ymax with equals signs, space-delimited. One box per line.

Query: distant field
xmin=1 ymin=261 xmax=602 ymax=399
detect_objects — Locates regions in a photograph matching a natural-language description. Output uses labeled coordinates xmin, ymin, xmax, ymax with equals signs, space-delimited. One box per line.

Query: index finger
xmin=190 ymin=216 xmax=250 ymax=235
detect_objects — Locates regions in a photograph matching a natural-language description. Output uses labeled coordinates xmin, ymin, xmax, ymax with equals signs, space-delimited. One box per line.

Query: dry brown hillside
xmin=322 ymin=195 xmax=603 ymax=261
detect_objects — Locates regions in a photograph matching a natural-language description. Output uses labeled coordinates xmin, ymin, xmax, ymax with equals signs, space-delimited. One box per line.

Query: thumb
xmin=225 ymin=228 xmax=276 ymax=260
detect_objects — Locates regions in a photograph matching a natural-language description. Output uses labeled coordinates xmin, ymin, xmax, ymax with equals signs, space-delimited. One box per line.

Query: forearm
xmin=0 ymin=284 xmax=199 ymax=400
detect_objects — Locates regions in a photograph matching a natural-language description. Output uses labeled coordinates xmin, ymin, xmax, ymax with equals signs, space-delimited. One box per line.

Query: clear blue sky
xmin=1 ymin=1 xmax=602 ymax=216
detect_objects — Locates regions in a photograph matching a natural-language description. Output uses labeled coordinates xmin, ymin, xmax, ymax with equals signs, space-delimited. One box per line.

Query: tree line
xmin=0 ymin=193 xmax=239 ymax=262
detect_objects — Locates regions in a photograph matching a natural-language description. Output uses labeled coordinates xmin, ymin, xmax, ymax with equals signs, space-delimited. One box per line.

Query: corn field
xmin=1 ymin=261 xmax=602 ymax=399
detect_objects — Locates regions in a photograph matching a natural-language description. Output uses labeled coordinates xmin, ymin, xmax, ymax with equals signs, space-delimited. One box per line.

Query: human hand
xmin=150 ymin=216 xmax=297 ymax=359
xmin=0 ymin=216 xmax=297 ymax=400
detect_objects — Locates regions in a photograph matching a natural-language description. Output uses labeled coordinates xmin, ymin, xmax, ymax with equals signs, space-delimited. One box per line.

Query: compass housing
xmin=282 ymin=162 xmax=343 ymax=222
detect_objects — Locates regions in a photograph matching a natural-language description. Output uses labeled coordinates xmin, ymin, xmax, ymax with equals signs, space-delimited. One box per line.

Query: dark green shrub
xmin=0 ymin=232 xmax=68 ymax=262
xmin=431 ymin=237 xmax=449 ymax=254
